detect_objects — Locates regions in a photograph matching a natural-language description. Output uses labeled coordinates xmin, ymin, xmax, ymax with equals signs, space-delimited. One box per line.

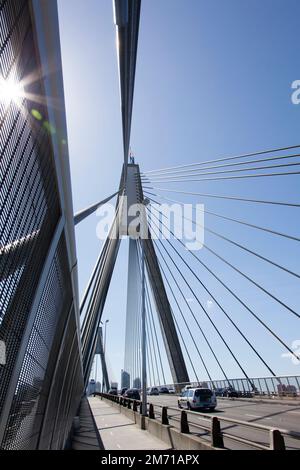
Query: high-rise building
xmin=121 ymin=370 xmax=130 ymax=389
xmin=133 ymin=377 xmax=141 ymax=389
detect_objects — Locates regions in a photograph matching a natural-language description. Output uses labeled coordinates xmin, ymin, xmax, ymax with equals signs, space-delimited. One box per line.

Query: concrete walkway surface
xmin=72 ymin=397 xmax=104 ymax=450
xmin=89 ymin=397 xmax=170 ymax=450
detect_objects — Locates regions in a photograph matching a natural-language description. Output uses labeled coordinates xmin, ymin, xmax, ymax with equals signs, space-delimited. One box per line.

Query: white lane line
xmin=245 ymin=414 xmax=262 ymax=418
xmin=117 ymin=444 xmax=121 ymax=449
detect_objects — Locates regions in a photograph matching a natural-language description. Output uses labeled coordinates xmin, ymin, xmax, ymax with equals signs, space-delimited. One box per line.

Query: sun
xmin=0 ymin=77 xmax=24 ymax=107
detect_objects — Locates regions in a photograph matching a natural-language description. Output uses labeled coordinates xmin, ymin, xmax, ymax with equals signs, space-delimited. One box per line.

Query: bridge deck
xmin=88 ymin=397 xmax=170 ymax=450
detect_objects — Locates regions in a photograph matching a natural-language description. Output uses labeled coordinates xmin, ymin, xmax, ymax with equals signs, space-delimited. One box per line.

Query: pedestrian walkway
xmin=89 ymin=397 xmax=170 ymax=450
xmin=72 ymin=397 xmax=104 ymax=450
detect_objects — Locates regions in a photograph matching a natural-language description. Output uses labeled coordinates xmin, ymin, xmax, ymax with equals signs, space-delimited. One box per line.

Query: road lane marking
xmin=246 ymin=414 xmax=262 ymax=418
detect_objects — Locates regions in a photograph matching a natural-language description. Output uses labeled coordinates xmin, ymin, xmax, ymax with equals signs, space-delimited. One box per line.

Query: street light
xmin=140 ymin=198 xmax=149 ymax=420
xmin=104 ymin=319 xmax=109 ymax=355
xmin=101 ymin=319 xmax=109 ymax=392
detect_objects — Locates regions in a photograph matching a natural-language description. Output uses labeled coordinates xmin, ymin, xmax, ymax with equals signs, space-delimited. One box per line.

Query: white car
xmin=178 ymin=388 xmax=217 ymax=411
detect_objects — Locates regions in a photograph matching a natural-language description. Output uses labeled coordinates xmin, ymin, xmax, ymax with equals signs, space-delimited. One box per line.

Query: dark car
xmin=124 ymin=388 xmax=140 ymax=400
xmin=222 ymin=387 xmax=239 ymax=398
xmin=108 ymin=388 xmax=118 ymax=396
xmin=214 ymin=388 xmax=225 ymax=397
xmin=214 ymin=387 xmax=239 ymax=398
xmin=159 ymin=386 xmax=169 ymax=394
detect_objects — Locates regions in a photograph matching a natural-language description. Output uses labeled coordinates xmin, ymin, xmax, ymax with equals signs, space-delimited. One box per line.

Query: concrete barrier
xmin=100 ymin=396 xmax=221 ymax=450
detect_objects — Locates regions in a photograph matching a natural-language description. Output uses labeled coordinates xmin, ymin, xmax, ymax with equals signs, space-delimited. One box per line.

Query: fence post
xmin=140 ymin=402 xmax=143 ymax=415
xmin=133 ymin=400 xmax=138 ymax=412
xmin=149 ymin=403 xmax=155 ymax=419
xmin=127 ymin=399 xmax=131 ymax=409
xmin=180 ymin=410 xmax=190 ymax=434
xmin=161 ymin=407 xmax=169 ymax=425
xmin=270 ymin=429 xmax=286 ymax=450
xmin=211 ymin=417 xmax=224 ymax=448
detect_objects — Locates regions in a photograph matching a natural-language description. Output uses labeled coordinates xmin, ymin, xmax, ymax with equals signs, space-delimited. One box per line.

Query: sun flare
xmin=0 ymin=77 xmax=24 ymax=107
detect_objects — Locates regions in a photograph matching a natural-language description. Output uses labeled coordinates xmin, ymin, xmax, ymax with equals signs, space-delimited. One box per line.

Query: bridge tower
xmin=122 ymin=164 xmax=190 ymax=386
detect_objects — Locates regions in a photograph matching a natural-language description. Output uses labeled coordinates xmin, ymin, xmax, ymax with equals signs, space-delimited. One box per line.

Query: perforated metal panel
xmin=0 ymin=0 xmax=61 ymax=420
xmin=1 ymin=237 xmax=73 ymax=450
xmin=0 ymin=1 xmax=83 ymax=449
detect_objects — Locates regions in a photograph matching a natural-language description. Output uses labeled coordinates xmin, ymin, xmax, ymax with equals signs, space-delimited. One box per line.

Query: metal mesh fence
xmin=0 ymin=1 xmax=83 ymax=449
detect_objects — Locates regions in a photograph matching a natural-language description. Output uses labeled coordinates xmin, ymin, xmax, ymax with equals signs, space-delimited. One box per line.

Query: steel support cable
xmin=80 ymin=235 xmax=115 ymax=316
xmin=142 ymin=237 xmax=213 ymax=383
xmin=148 ymin=213 xmax=276 ymax=380
xmin=141 ymin=161 xmax=300 ymax=182
xmin=143 ymin=188 xmax=300 ymax=211
xmin=142 ymin=153 xmax=300 ymax=178
xmin=149 ymin=208 xmax=300 ymax=363
xmin=145 ymin=296 xmax=159 ymax=385
xmin=146 ymin=303 xmax=159 ymax=385
xmin=146 ymin=313 xmax=156 ymax=385
xmin=81 ymin=200 xmax=122 ymax=327
xmin=74 ymin=188 xmax=123 ymax=226
xmin=147 ymin=195 xmax=300 ymax=319
xmin=150 ymin=205 xmax=299 ymax=360
xmin=133 ymin=284 xmax=140 ymax=385
xmin=81 ymin=229 xmax=116 ymax=350
xmin=146 ymin=283 xmax=166 ymax=383
xmin=81 ymin=236 xmax=114 ymax=350
xmin=137 ymin=291 xmax=142 ymax=385
xmin=145 ymin=285 xmax=162 ymax=385
xmin=138 ymin=241 xmax=179 ymax=388
xmin=146 ymin=331 xmax=153 ymax=387
xmin=136 ymin=230 xmax=191 ymax=386
xmin=82 ymin=238 xmax=115 ymax=379
xmin=142 ymin=170 xmax=300 ymax=184
xmin=153 ymin=239 xmax=230 ymax=382
xmin=135 ymin=241 xmax=160 ymax=386
xmin=82 ymin=218 xmax=121 ymax=372
xmin=155 ymin=254 xmax=212 ymax=383
xmin=137 ymin=240 xmax=202 ymax=383
xmin=138 ymin=244 xmax=166 ymax=385
xmin=147 ymin=198 xmax=300 ymax=279
xmin=144 ymin=191 xmax=300 ymax=244
xmin=144 ymin=144 xmax=300 ymax=174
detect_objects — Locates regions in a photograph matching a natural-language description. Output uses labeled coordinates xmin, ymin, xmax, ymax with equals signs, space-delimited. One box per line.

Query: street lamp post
xmin=141 ymin=198 xmax=149 ymax=419
xmin=141 ymin=238 xmax=147 ymax=417
xmin=101 ymin=319 xmax=109 ymax=392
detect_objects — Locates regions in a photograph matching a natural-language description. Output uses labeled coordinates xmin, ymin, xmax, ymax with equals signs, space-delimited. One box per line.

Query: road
xmin=147 ymin=395 xmax=300 ymax=450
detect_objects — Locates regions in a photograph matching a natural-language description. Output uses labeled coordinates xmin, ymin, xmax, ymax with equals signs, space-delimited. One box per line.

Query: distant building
xmin=121 ymin=370 xmax=130 ymax=389
xmin=87 ymin=379 xmax=96 ymax=396
xmin=133 ymin=377 xmax=141 ymax=389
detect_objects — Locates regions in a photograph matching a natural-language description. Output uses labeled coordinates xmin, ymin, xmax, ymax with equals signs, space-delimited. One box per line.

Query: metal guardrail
xmin=98 ymin=392 xmax=300 ymax=450
xmin=154 ymin=375 xmax=300 ymax=398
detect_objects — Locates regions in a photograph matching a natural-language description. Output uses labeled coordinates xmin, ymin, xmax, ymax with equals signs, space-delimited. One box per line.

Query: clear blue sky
xmin=57 ymin=0 xmax=300 ymax=386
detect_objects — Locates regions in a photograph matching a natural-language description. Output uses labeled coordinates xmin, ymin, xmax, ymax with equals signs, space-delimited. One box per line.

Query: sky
xmin=57 ymin=0 xmax=300 ymax=387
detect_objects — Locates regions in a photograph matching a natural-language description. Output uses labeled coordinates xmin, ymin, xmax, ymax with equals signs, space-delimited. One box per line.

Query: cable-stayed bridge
xmin=0 ymin=0 xmax=299 ymax=450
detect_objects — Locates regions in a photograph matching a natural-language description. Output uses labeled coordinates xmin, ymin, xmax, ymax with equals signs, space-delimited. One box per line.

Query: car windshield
xmin=195 ymin=389 xmax=213 ymax=398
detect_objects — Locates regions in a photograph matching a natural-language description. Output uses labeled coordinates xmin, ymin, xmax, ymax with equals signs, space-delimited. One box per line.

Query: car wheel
xmin=187 ymin=402 xmax=191 ymax=410
xmin=178 ymin=401 xmax=182 ymax=409
xmin=209 ymin=407 xmax=216 ymax=411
